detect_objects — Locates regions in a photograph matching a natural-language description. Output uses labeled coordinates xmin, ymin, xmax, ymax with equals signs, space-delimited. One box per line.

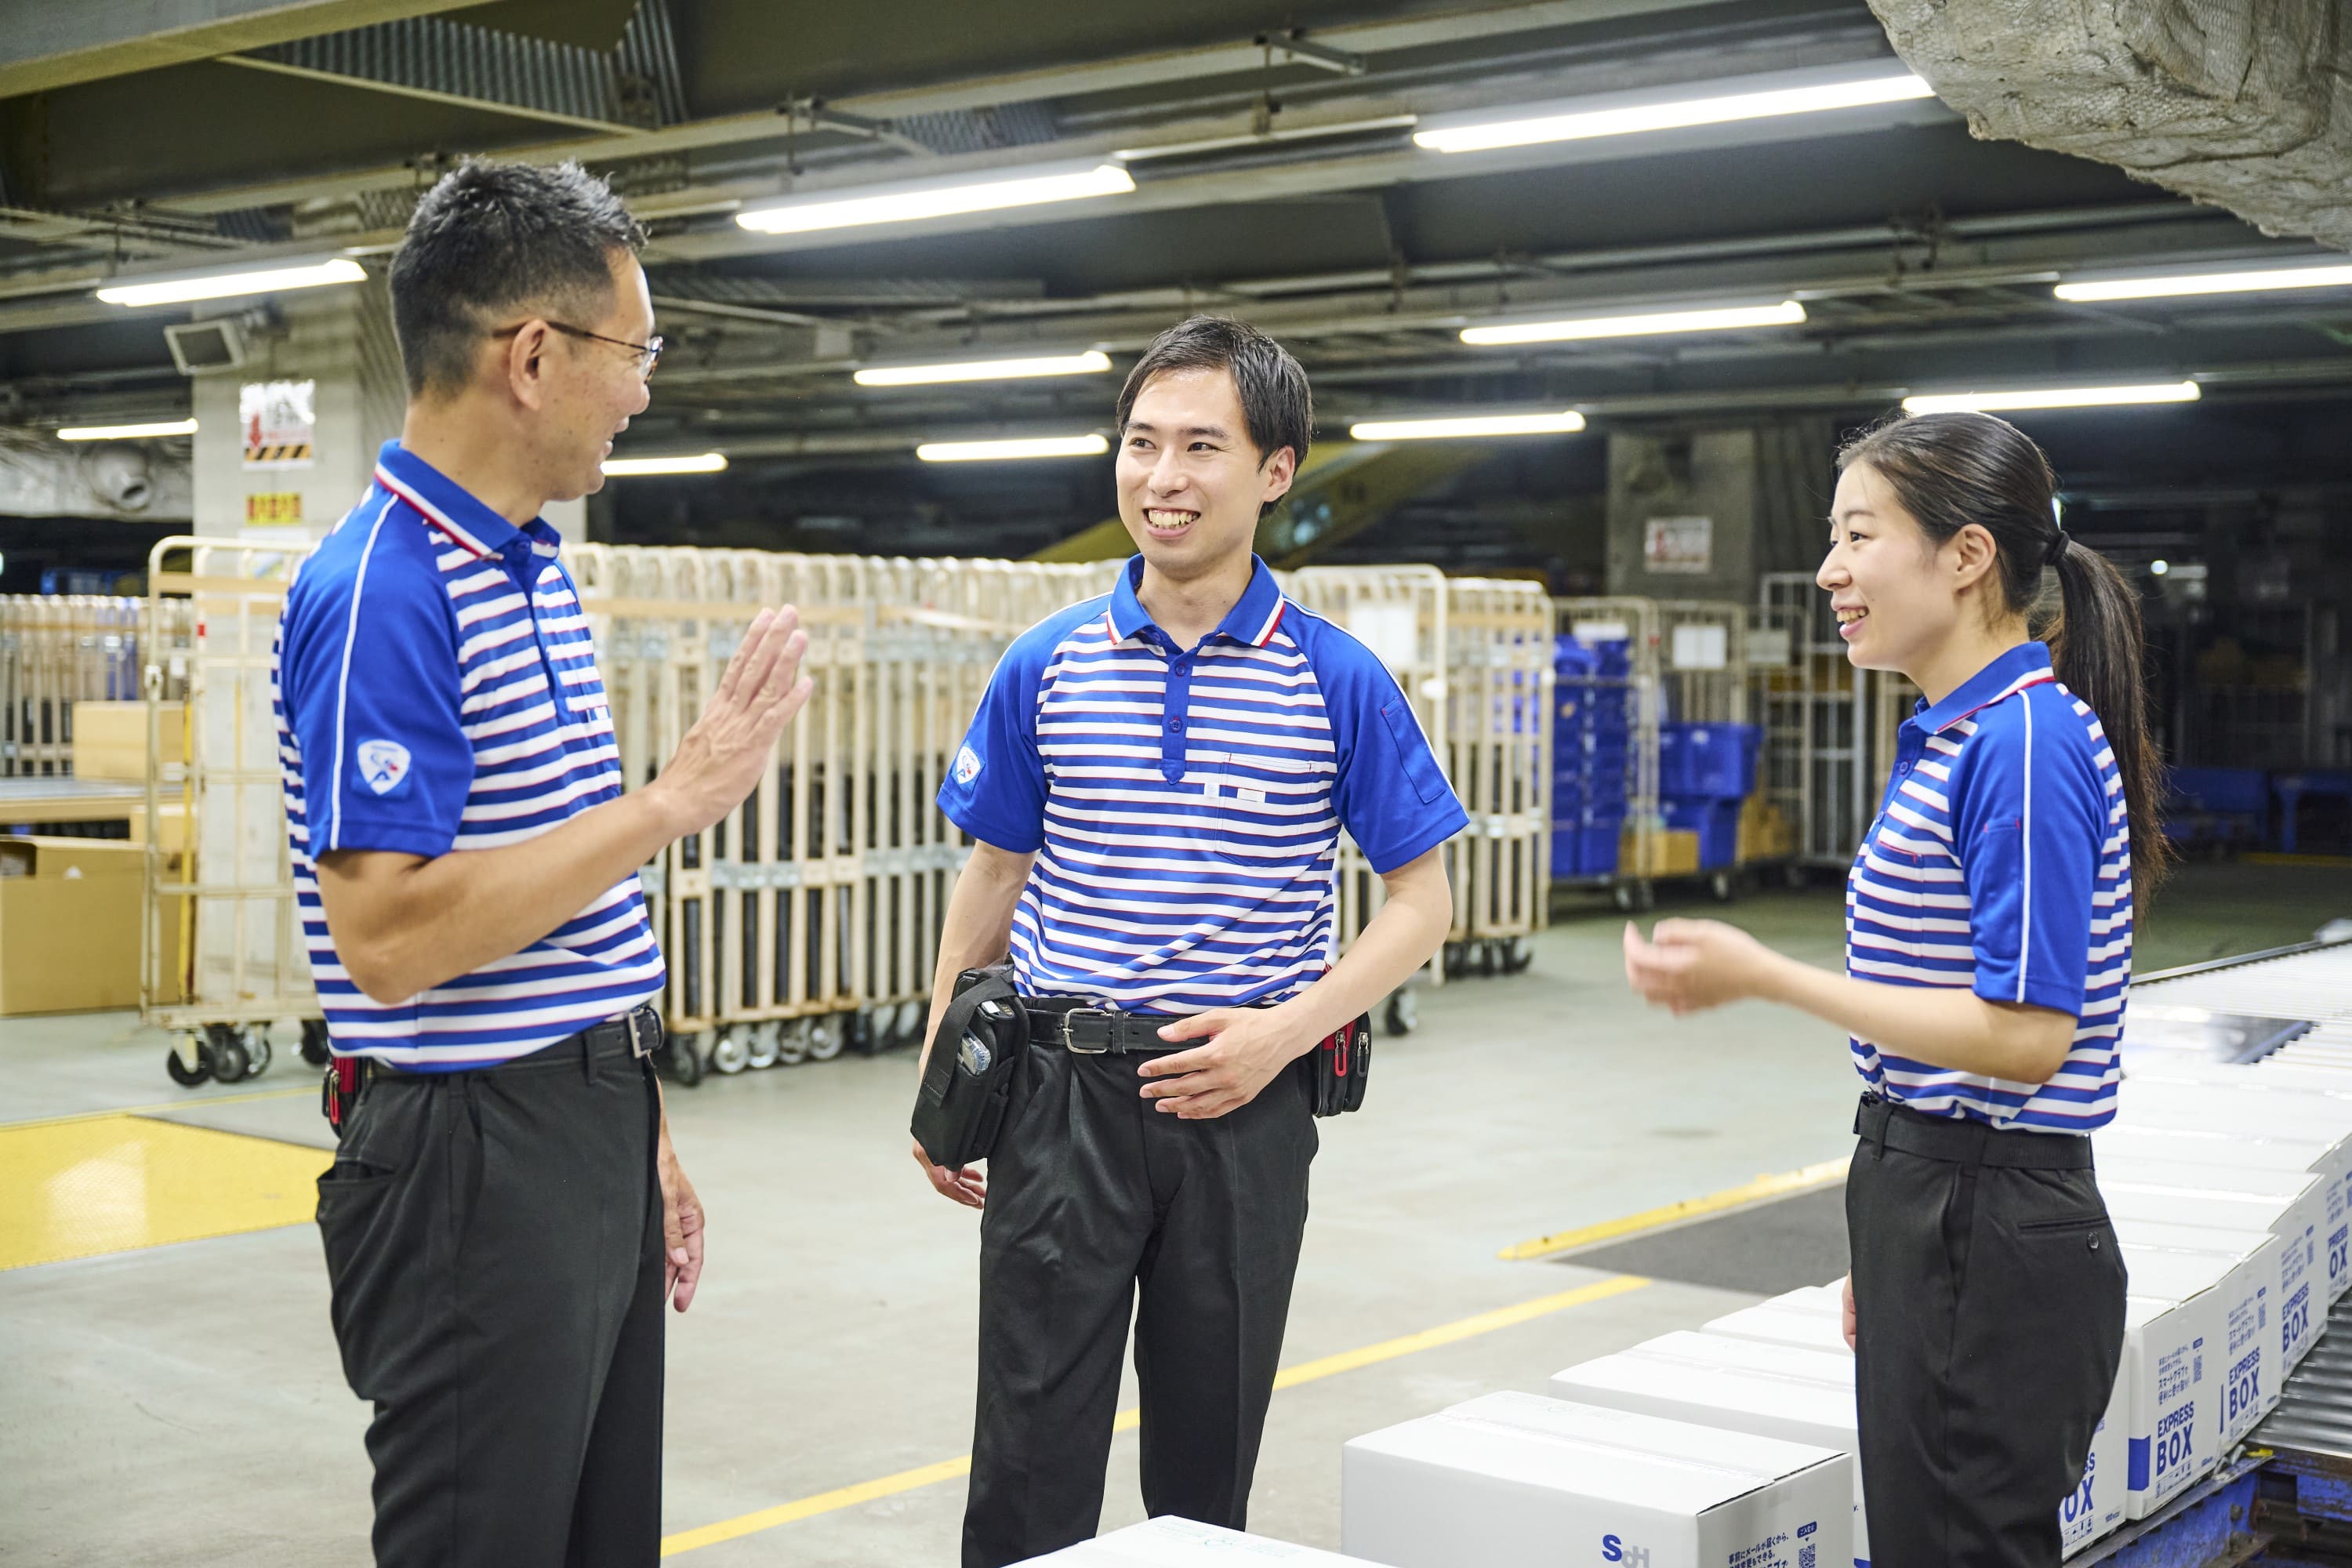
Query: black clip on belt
xmin=1029 ymin=1004 xmax=1183 ymax=1055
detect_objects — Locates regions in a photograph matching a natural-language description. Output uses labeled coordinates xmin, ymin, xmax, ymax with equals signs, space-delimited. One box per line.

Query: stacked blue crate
xmin=1658 ymin=722 xmax=1761 ymax=870
xmin=1552 ymin=635 xmax=1633 ymax=877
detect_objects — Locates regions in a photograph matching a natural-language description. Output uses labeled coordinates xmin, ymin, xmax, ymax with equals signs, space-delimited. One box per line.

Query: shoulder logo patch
xmin=954 ymin=745 xmax=984 ymax=786
xmin=357 ymin=739 xmax=412 ymax=796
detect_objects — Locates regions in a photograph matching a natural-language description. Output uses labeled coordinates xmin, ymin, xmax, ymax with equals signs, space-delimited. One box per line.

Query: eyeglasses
xmin=492 ymin=320 xmax=663 ymax=379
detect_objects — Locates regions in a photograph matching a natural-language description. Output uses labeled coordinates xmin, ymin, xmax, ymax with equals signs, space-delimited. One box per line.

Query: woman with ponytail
xmin=1624 ymin=411 xmax=2168 ymax=1568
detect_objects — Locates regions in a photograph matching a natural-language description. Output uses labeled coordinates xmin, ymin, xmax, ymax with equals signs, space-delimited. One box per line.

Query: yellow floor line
xmin=1496 ymin=1156 xmax=1849 ymax=1261
xmin=658 ymin=1273 xmax=1650 ymax=1556
xmin=5 ymin=1083 xmax=314 ymax=1133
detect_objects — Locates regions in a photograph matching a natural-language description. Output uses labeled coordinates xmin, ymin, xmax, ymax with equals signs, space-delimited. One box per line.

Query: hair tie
xmin=2045 ymin=528 xmax=2071 ymax=567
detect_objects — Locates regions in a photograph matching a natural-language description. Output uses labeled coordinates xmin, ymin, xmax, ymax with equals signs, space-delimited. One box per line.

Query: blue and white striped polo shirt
xmin=938 ymin=555 xmax=1468 ymax=1014
xmin=272 ymin=440 xmax=662 ymax=1069
xmin=1847 ymin=641 xmax=2132 ymax=1132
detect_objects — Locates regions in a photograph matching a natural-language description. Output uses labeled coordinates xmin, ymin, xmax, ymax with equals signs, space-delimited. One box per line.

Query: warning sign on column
xmin=241 ymin=379 xmax=315 ymax=467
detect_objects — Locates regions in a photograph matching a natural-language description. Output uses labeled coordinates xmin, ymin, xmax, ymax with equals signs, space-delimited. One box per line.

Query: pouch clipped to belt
xmin=911 ymin=961 xmax=1028 ymax=1168
xmin=1312 ymin=1013 xmax=1371 ymax=1118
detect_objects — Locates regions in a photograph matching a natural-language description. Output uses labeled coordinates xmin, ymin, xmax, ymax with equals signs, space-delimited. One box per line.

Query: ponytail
xmin=2045 ymin=538 xmax=2172 ymax=900
xmin=1838 ymin=412 xmax=2172 ymax=902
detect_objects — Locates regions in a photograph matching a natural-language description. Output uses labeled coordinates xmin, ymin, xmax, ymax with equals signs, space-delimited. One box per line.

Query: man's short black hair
xmin=388 ymin=159 xmax=645 ymax=397
xmin=1115 ymin=315 xmax=1313 ymax=473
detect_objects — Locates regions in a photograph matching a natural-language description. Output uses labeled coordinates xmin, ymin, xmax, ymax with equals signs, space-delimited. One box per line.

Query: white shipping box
xmin=2116 ymin=1289 xmax=2220 ymax=1519
xmin=1686 ymin=1307 xmax=2128 ymax=1560
xmin=2118 ymin=1244 xmax=2276 ymax=1452
xmin=1549 ymin=1333 xmax=1867 ymax=1563
xmin=1703 ymin=1300 xmax=1852 ymax=1357
xmin=2111 ymin=1083 xmax=2352 ymax=1302
xmin=2114 ymin=1218 xmax=2292 ymax=1401
xmin=1017 ymin=1517 xmax=1374 ymax=1566
xmin=2106 ymin=1192 xmax=2320 ymax=1370
xmin=1341 ymin=1392 xmax=1850 ymax=1568
xmin=2096 ymin=1157 xmax=2326 ymax=1311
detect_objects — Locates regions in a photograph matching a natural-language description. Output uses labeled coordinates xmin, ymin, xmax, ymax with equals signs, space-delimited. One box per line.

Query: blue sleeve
xmin=283 ymin=543 xmax=471 ymax=860
xmin=1313 ymin=624 xmax=1468 ymax=875
xmin=1954 ymin=697 xmax=2100 ymax=1016
xmin=937 ymin=630 xmax=1052 ymax=855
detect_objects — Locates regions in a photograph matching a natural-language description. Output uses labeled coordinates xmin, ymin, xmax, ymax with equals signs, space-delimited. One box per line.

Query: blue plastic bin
xmin=1660 ymin=724 xmax=1762 ymax=800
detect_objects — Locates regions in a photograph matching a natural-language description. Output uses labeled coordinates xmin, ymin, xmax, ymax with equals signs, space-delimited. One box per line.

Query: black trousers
xmin=316 ymin=1029 xmax=666 ymax=1568
xmin=962 ymin=1042 xmax=1319 ymax=1568
xmin=1847 ymin=1096 xmax=2129 ymax=1568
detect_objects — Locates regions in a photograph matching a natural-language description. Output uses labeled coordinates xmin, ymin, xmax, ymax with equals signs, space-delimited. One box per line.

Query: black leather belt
xmin=359 ymin=1004 xmax=663 ymax=1081
xmin=1023 ymin=1000 xmax=1192 ymax=1055
xmin=1855 ymin=1094 xmax=2094 ymax=1170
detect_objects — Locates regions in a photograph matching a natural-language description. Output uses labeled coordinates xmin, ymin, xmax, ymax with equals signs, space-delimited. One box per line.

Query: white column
xmin=187 ymin=274 xmax=404 ymax=543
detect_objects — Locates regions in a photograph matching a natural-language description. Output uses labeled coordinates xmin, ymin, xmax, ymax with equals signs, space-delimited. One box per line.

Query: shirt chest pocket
xmin=1189 ymin=750 xmax=1325 ymax=806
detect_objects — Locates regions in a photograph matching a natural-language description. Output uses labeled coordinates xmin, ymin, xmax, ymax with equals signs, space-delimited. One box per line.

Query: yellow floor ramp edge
xmin=0 ymin=1114 xmax=330 ymax=1271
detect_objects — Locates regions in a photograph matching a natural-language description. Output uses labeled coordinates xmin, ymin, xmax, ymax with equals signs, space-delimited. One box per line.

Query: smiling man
xmin=274 ymin=161 xmax=812 ymax=1567
xmin=916 ymin=315 xmax=1467 ymax=1566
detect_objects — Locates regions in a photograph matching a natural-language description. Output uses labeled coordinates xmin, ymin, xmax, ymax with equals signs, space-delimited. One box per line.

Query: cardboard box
xmin=2118 ymin=1236 xmax=2281 ymax=1448
xmin=1018 ymin=1517 xmax=1373 ymax=1566
xmin=1702 ymin=1299 xmax=1851 ymax=1358
xmin=1585 ymin=1327 xmax=2127 ymax=1561
xmin=0 ymin=837 xmax=181 ymax=1013
xmin=70 ymin=700 xmax=185 ymax=782
xmin=1622 ymin=827 xmax=1701 ymax=878
xmin=1551 ymin=1332 xmax=1869 ymax=1561
xmin=2115 ymin=1069 xmax=2352 ymax=1300
xmin=2113 ymin=1214 xmax=2311 ymax=1368
xmin=1341 ymin=1391 xmax=1850 ymax=1568
xmin=2113 ymin=1284 xmax=2220 ymax=1519
xmin=2099 ymin=1157 xmax=2330 ymax=1313
xmin=2098 ymin=1114 xmax=2344 ymax=1308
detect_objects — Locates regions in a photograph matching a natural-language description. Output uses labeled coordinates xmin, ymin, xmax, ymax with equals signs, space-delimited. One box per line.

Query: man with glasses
xmin=274 ymin=159 xmax=811 ymax=1567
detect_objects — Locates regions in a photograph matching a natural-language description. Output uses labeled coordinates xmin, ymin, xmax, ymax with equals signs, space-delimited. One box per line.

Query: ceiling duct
xmin=1867 ymin=0 xmax=2352 ymax=249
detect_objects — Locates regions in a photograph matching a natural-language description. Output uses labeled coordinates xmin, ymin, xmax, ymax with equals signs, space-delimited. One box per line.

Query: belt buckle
xmin=1062 ymin=1007 xmax=1113 ymax=1054
xmin=626 ymin=1007 xmax=662 ymax=1059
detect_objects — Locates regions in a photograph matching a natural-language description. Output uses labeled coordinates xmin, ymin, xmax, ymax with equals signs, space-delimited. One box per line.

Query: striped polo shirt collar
xmin=1909 ymin=639 xmax=2056 ymax=734
xmin=1105 ymin=553 xmax=1287 ymax=648
xmin=371 ymin=439 xmax=561 ymax=562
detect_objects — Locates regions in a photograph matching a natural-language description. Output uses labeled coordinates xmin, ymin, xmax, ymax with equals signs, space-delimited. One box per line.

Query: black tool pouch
xmin=910 ymin=961 xmax=1028 ymax=1168
xmin=1312 ymin=1014 xmax=1372 ymax=1117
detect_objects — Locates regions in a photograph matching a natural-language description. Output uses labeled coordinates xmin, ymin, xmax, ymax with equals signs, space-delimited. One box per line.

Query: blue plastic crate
xmin=1660 ymin=724 xmax=1761 ymax=800
xmin=1551 ymin=813 xmax=1624 ymax=878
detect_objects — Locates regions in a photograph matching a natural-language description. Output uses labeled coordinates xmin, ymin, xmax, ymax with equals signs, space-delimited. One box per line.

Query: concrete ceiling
xmin=0 ymin=0 xmax=2345 ymax=481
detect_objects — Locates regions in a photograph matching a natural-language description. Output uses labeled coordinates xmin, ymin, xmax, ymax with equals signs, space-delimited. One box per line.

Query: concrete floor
xmin=2 ymin=862 xmax=2343 ymax=1566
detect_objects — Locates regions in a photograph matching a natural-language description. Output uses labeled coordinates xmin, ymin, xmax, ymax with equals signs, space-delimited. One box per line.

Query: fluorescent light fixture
xmin=56 ymin=419 xmax=198 ymax=441
xmin=95 ymin=257 xmax=365 ymax=307
xmin=1463 ymin=300 xmax=1806 ymax=345
xmin=1414 ymin=71 xmax=1933 ymax=154
xmin=855 ymin=350 xmax=1112 ymax=387
xmin=1350 ymin=411 xmax=1586 ymax=441
xmin=736 ymin=162 xmax=1134 ymax=237
xmin=916 ymin=434 xmax=1110 ymax=463
xmin=2056 ymin=263 xmax=2352 ymax=303
xmin=601 ymin=452 xmax=728 ymax=476
xmin=1902 ymin=382 xmax=2201 ymax=414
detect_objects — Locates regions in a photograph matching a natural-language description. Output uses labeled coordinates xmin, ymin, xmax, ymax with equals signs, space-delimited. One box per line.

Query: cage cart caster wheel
xmin=1611 ymin=881 xmax=1637 ymax=913
xmin=1501 ymin=936 xmax=1534 ymax=975
xmin=777 ymin=1020 xmax=812 ymax=1067
xmin=1708 ymin=870 xmax=1737 ymax=903
xmin=1383 ymin=990 xmax=1419 ymax=1037
xmin=844 ymin=1009 xmax=878 ymax=1056
xmin=245 ymin=1027 xmax=272 ymax=1078
xmin=205 ymin=1024 xmax=251 ymax=1085
xmin=891 ymin=999 xmax=925 ymax=1053
xmin=1625 ymin=879 xmax=1656 ymax=913
xmin=711 ymin=1028 xmax=750 ymax=1075
xmin=808 ymin=1014 xmax=845 ymax=1062
xmin=165 ymin=1039 xmax=212 ymax=1087
xmin=1782 ymin=863 xmax=1807 ymax=891
xmin=744 ymin=1022 xmax=782 ymax=1070
xmin=299 ymin=1019 xmax=332 ymax=1066
xmin=1479 ymin=942 xmax=1499 ymax=977
xmin=664 ymin=1033 xmax=707 ymax=1087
